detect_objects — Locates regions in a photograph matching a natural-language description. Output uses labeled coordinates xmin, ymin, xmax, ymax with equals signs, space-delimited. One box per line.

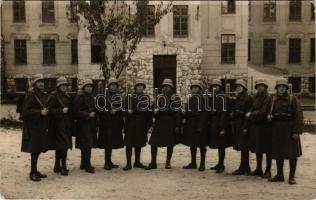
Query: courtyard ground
xmin=0 ymin=127 xmax=315 ymax=200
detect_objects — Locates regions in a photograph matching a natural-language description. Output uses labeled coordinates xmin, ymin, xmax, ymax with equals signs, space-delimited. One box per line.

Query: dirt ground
xmin=0 ymin=127 xmax=315 ymax=200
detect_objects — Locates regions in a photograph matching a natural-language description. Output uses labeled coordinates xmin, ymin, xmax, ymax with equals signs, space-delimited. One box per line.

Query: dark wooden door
xmin=153 ymin=55 xmax=177 ymax=93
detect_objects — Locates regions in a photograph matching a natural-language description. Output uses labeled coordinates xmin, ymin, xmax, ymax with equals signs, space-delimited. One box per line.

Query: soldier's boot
xmin=123 ymin=147 xmax=132 ymax=171
xmin=134 ymin=148 xmax=146 ymax=168
xmin=216 ymin=148 xmax=225 ymax=174
xmin=248 ymin=153 xmax=263 ymax=176
xmin=232 ymin=151 xmax=245 ymax=175
xmin=183 ymin=147 xmax=197 ymax=169
xmin=108 ymin=149 xmax=119 ymax=168
xmin=85 ymin=148 xmax=95 ymax=174
xmin=30 ymin=153 xmax=41 ymax=182
xmin=54 ymin=150 xmax=62 ymax=173
xmin=243 ymin=151 xmax=251 ymax=174
xmin=289 ymin=158 xmax=297 ymax=185
xmin=60 ymin=149 xmax=69 ymax=176
xmin=165 ymin=147 xmax=173 ymax=169
xmin=104 ymin=149 xmax=112 ymax=170
xmin=145 ymin=146 xmax=158 ymax=170
xmin=198 ymin=147 xmax=206 ymax=171
xmin=80 ymin=149 xmax=86 ymax=170
xmin=269 ymin=159 xmax=284 ymax=182
xmin=262 ymin=153 xmax=272 ymax=179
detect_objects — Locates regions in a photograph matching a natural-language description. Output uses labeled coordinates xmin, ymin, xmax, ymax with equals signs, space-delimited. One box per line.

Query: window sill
xmin=43 ymin=64 xmax=56 ymax=66
xmin=39 ymin=22 xmax=57 ymax=27
xmin=221 ymin=62 xmax=235 ymax=64
xmin=14 ymin=63 xmax=28 ymax=66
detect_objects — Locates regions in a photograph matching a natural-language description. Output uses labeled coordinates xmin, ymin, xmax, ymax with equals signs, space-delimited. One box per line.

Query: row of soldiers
xmin=20 ymin=73 xmax=303 ymax=185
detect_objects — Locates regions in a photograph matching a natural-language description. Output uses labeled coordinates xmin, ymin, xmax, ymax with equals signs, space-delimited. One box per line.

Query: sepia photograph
xmin=0 ymin=0 xmax=315 ymax=199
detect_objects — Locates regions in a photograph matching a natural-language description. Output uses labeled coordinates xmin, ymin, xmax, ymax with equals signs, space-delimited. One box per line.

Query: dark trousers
xmin=125 ymin=147 xmax=142 ymax=166
xmin=189 ymin=147 xmax=206 ymax=166
xmin=255 ymin=153 xmax=272 ymax=172
xmin=80 ymin=148 xmax=92 ymax=168
xmin=31 ymin=153 xmax=40 ymax=174
xmin=54 ymin=149 xmax=68 ymax=170
xmin=276 ymin=158 xmax=297 ymax=178
xmin=150 ymin=146 xmax=173 ymax=164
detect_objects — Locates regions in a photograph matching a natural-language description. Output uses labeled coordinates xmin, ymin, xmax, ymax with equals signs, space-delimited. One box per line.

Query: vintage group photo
xmin=0 ymin=0 xmax=315 ymax=199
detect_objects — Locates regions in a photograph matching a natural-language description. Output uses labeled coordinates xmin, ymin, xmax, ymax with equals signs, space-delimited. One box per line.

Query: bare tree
xmin=67 ymin=0 xmax=171 ymax=82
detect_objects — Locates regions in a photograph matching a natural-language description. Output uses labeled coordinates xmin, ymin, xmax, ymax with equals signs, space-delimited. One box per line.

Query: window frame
xmin=221 ymin=34 xmax=236 ymax=64
xmin=289 ymin=0 xmax=301 ymax=21
xmin=221 ymin=0 xmax=236 ymax=14
xmin=13 ymin=0 xmax=26 ymax=22
xmin=14 ymin=39 xmax=27 ymax=65
xmin=71 ymin=39 xmax=78 ymax=64
xmin=42 ymin=0 xmax=55 ymax=23
xmin=289 ymin=38 xmax=301 ymax=64
xmin=43 ymin=39 xmax=56 ymax=65
xmin=263 ymin=39 xmax=276 ymax=64
xmin=173 ymin=5 xmax=189 ymax=38
xmin=263 ymin=0 xmax=276 ymax=22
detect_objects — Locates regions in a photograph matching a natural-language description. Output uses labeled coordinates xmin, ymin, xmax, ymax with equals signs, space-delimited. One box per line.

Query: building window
xmin=142 ymin=5 xmax=155 ymax=37
xmin=15 ymin=78 xmax=28 ymax=92
xmin=311 ymin=3 xmax=315 ymax=20
xmin=311 ymin=38 xmax=315 ymax=63
xmin=14 ymin=39 xmax=27 ymax=65
xmin=263 ymin=0 xmax=276 ymax=21
xmin=173 ymin=5 xmax=188 ymax=38
xmin=263 ymin=39 xmax=276 ymax=64
xmin=71 ymin=39 xmax=78 ymax=64
xmin=248 ymin=39 xmax=251 ymax=61
xmin=308 ymin=77 xmax=315 ymax=93
xmin=91 ymin=35 xmax=105 ymax=63
xmin=42 ymin=0 xmax=55 ymax=23
xmin=43 ymin=40 xmax=56 ymax=65
xmin=289 ymin=38 xmax=301 ymax=63
xmin=221 ymin=0 xmax=235 ymax=14
xmin=13 ymin=0 xmax=25 ymax=22
xmin=221 ymin=79 xmax=236 ymax=92
xmin=288 ymin=77 xmax=301 ymax=93
xmin=44 ymin=78 xmax=56 ymax=93
xmin=289 ymin=0 xmax=301 ymax=21
xmin=221 ymin=34 xmax=235 ymax=64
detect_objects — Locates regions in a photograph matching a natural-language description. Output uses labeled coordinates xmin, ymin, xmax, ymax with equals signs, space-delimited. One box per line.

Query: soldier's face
xmin=191 ymin=86 xmax=200 ymax=94
xmin=162 ymin=85 xmax=172 ymax=93
xmin=59 ymin=85 xmax=68 ymax=93
xmin=212 ymin=85 xmax=220 ymax=91
xmin=109 ymin=84 xmax=117 ymax=91
xmin=236 ymin=85 xmax=244 ymax=93
xmin=277 ymin=85 xmax=287 ymax=94
xmin=84 ymin=85 xmax=93 ymax=94
xmin=35 ymin=80 xmax=44 ymax=90
xmin=135 ymin=85 xmax=144 ymax=93
xmin=256 ymin=85 xmax=266 ymax=92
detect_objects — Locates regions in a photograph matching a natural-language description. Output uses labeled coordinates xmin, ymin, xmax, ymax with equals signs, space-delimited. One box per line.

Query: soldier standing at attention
xmin=146 ymin=78 xmax=182 ymax=170
xmin=123 ymin=80 xmax=152 ymax=170
xmin=21 ymin=74 xmax=49 ymax=181
xmin=268 ymin=78 xmax=303 ymax=185
xmin=98 ymin=77 xmax=124 ymax=170
xmin=181 ymin=80 xmax=208 ymax=171
xmin=48 ymin=77 xmax=73 ymax=176
xmin=73 ymin=79 xmax=98 ymax=173
xmin=246 ymin=79 xmax=272 ymax=178
xmin=207 ymin=79 xmax=232 ymax=174
xmin=230 ymin=79 xmax=254 ymax=175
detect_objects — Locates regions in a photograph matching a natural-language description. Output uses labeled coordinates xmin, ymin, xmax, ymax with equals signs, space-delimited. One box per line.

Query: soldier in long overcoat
xmin=246 ymin=79 xmax=272 ymax=178
xmin=48 ymin=77 xmax=72 ymax=176
xmin=230 ymin=79 xmax=254 ymax=175
xmin=73 ymin=79 xmax=98 ymax=173
xmin=205 ymin=79 xmax=233 ymax=173
xmin=122 ymin=80 xmax=152 ymax=170
xmin=98 ymin=77 xmax=124 ymax=170
xmin=21 ymin=74 xmax=49 ymax=181
xmin=146 ymin=78 xmax=182 ymax=170
xmin=181 ymin=80 xmax=208 ymax=171
xmin=268 ymin=78 xmax=303 ymax=185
